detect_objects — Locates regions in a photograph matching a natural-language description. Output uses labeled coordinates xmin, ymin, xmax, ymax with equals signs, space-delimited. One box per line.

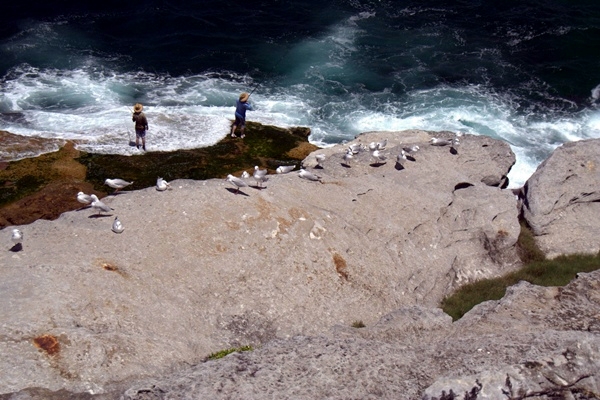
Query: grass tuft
xmin=441 ymin=222 xmax=600 ymax=321
xmin=206 ymin=345 xmax=253 ymax=361
xmin=351 ymin=320 xmax=366 ymax=328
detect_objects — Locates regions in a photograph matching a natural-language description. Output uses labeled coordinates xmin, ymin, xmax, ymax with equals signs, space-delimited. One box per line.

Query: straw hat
xmin=239 ymin=92 xmax=249 ymax=102
xmin=133 ymin=103 xmax=143 ymax=112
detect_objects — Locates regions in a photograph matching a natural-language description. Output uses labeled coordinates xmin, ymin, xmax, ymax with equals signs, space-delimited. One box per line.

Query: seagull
xmin=90 ymin=194 xmax=113 ymax=215
xmin=104 ymin=178 xmax=133 ymax=193
xmin=76 ymin=191 xmax=92 ymax=206
xmin=451 ymin=137 xmax=460 ymax=148
xmin=402 ymin=144 xmax=420 ymax=154
xmin=315 ymin=154 xmax=326 ymax=168
xmin=347 ymin=143 xmax=363 ymax=154
xmin=276 ymin=165 xmax=296 ymax=174
xmin=112 ymin=216 xmax=124 ymax=233
xmin=397 ymin=150 xmax=407 ymax=163
xmin=368 ymin=141 xmax=378 ymax=151
xmin=156 ymin=177 xmax=171 ymax=191
xmin=430 ymin=137 xmax=453 ymax=146
xmin=371 ymin=149 xmax=387 ymax=164
xmin=298 ymin=168 xmax=321 ymax=181
xmin=376 ymin=139 xmax=387 ymax=150
xmin=227 ymin=174 xmax=248 ymax=193
xmin=253 ymin=166 xmax=269 ymax=187
xmin=241 ymin=170 xmax=251 ymax=179
xmin=11 ymin=228 xmax=23 ymax=245
xmin=342 ymin=150 xmax=354 ymax=165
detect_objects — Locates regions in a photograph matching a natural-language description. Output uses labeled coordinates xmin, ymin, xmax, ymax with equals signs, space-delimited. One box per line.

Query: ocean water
xmin=1 ymin=0 xmax=600 ymax=187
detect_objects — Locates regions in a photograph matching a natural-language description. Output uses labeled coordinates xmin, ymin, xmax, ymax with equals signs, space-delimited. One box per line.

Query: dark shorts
xmin=234 ymin=116 xmax=246 ymax=127
xmin=135 ymin=129 xmax=146 ymax=138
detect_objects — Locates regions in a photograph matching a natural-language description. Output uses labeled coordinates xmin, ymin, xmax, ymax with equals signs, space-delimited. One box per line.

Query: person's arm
xmin=245 ymin=102 xmax=253 ymax=111
xmin=142 ymin=115 xmax=149 ymax=130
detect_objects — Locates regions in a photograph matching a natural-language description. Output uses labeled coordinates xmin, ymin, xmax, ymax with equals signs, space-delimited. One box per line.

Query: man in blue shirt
xmin=230 ymin=92 xmax=253 ymax=138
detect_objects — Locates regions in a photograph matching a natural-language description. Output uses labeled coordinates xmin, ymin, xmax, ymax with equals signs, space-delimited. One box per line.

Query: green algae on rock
xmin=78 ymin=122 xmax=315 ymax=193
xmin=0 ymin=123 xmax=317 ymax=228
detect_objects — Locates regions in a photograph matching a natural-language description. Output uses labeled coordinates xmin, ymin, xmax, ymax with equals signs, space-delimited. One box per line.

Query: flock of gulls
xmin=8 ymin=133 xmax=461 ymax=250
xmin=226 ymin=133 xmax=461 ymax=193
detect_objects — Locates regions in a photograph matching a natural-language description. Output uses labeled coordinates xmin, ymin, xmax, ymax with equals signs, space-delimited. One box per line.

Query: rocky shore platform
xmin=0 ymin=122 xmax=317 ymax=228
xmin=1 ymin=128 xmax=599 ymax=399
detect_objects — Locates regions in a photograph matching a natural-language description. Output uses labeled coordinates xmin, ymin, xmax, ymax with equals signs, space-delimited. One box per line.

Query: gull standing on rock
xmin=227 ymin=174 xmax=248 ymax=194
xmin=342 ymin=150 xmax=354 ymax=166
xmin=276 ymin=165 xmax=296 ymax=174
xmin=112 ymin=216 xmax=124 ymax=233
xmin=156 ymin=177 xmax=171 ymax=191
xmin=397 ymin=150 xmax=407 ymax=163
xmin=253 ymin=166 xmax=269 ymax=187
xmin=298 ymin=168 xmax=321 ymax=181
xmin=90 ymin=194 xmax=113 ymax=215
xmin=241 ymin=170 xmax=251 ymax=179
xmin=315 ymin=154 xmax=326 ymax=169
xmin=11 ymin=228 xmax=23 ymax=245
xmin=348 ymin=143 xmax=363 ymax=154
xmin=451 ymin=137 xmax=460 ymax=153
xmin=77 ymin=192 xmax=93 ymax=206
xmin=104 ymin=178 xmax=134 ymax=193
xmin=371 ymin=149 xmax=387 ymax=165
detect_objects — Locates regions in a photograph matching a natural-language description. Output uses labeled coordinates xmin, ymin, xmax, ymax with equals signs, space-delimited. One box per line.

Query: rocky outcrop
xmin=0 ymin=130 xmax=520 ymax=397
xmin=122 ymin=270 xmax=600 ymax=399
xmin=522 ymin=138 xmax=600 ymax=258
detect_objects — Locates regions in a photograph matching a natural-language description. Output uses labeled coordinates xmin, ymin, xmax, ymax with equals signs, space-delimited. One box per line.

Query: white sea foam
xmin=2 ymin=11 xmax=600 ymax=190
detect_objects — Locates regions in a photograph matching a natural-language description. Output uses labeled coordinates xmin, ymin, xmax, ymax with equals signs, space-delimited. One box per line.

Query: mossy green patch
xmin=206 ymin=345 xmax=253 ymax=361
xmin=441 ymin=224 xmax=600 ymax=321
xmin=78 ymin=122 xmax=317 ymax=193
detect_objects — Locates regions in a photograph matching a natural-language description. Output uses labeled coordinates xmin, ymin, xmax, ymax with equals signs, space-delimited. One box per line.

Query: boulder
xmin=522 ymin=138 xmax=600 ymax=258
xmin=0 ymin=130 xmax=519 ymax=397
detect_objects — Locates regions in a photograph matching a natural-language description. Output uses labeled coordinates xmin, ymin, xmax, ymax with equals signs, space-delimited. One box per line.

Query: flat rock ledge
xmin=1 ymin=131 xmax=598 ymax=399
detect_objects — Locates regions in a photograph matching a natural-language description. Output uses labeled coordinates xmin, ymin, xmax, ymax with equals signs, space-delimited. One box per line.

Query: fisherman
xmin=132 ymin=103 xmax=148 ymax=151
xmin=230 ymin=92 xmax=253 ymax=138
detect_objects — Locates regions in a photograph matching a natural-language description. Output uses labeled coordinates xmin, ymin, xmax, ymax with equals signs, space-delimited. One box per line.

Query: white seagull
xmin=402 ymin=144 xmax=420 ymax=154
xmin=371 ymin=149 xmax=387 ymax=164
xmin=253 ymin=166 xmax=269 ymax=187
xmin=241 ymin=170 xmax=251 ymax=179
xmin=104 ymin=178 xmax=134 ymax=193
xmin=376 ymin=139 xmax=387 ymax=150
xmin=430 ymin=137 xmax=453 ymax=146
xmin=298 ymin=168 xmax=321 ymax=181
xmin=112 ymin=216 xmax=124 ymax=233
xmin=227 ymin=174 xmax=248 ymax=193
xmin=76 ymin=191 xmax=93 ymax=206
xmin=347 ymin=143 xmax=363 ymax=154
xmin=276 ymin=165 xmax=296 ymax=174
xmin=342 ymin=150 xmax=354 ymax=165
xmin=90 ymin=194 xmax=113 ymax=215
xmin=156 ymin=177 xmax=171 ymax=191
xmin=315 ymin=154 xmax=326 ymax=168
xmin=397 ymin=150 xmax=408 ymax=163
xmin=11 ymin=228 xmax=23 ymax=245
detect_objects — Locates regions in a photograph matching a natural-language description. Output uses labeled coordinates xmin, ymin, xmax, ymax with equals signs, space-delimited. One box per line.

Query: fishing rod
xmin=125 ymin=106 xmax=134 ymax=144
